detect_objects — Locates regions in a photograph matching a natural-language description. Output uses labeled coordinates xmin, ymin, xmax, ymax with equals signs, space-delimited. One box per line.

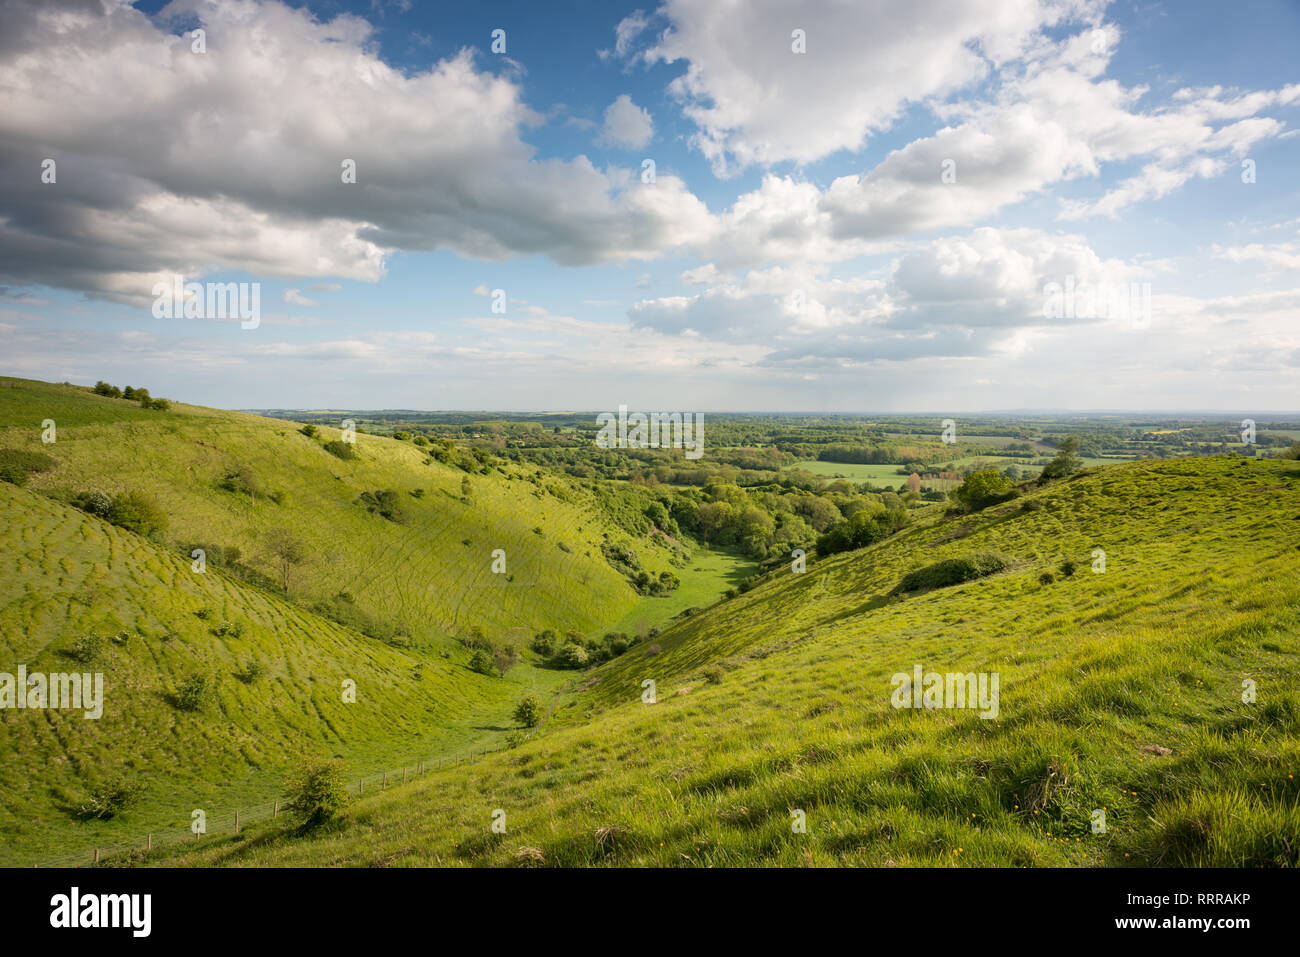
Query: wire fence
xmin=32 ymin=740 xmax=507 ymax=868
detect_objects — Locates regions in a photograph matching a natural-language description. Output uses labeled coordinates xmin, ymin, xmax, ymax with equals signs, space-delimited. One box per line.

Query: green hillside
xmin=137 ymin=456 xmax=1300 ymax=867
xmin=0 ymin=377 xmax=749 ymax=864
xmin=0 ymin=377 xmax=672 ymax=641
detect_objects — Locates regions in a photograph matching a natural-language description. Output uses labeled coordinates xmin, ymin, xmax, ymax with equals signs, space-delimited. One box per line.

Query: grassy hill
xmin=135 ymin=456 xmax=1300 ymax=867
xmin=0 ymin=377 xmax=750 ymax=864
xmin=0 ymin=377 xmax=678 ymax=642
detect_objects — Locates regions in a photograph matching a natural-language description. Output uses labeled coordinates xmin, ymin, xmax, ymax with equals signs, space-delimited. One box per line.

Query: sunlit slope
xmin=0 ymin=377 xmax=660 ymax=639
xmin=0 ymin=480 xmax=572 ymax=864
xmin=149 ymin=457 xmax=1300 ymax=867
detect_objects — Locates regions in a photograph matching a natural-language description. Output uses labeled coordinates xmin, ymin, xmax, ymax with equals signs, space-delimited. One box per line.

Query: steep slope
xmin=0 ymin=480 xmax=573 ymax=864
xmin=143 ymin=457 xmax=1300 ymax=867
xmin=0 ymin=376 xmax=675 ymax=640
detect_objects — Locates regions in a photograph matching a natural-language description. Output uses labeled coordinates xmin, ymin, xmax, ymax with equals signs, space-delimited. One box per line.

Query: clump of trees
xmin=324 ymin=439 xmax=357 ymax=461
xmin=92 ymin=381 xmax=170 ymax=410
xmin=951 ymin=470 xmax=1017 ymax=512
xmin=816 ymin=506 xmax=910 ymax=556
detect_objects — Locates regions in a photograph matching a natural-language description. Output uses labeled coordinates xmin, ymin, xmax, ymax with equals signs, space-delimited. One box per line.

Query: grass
xmin=0 ymin=377 xmax=753 ymax=865
xmin=129 ymin=455 xmax=1300 ymax=868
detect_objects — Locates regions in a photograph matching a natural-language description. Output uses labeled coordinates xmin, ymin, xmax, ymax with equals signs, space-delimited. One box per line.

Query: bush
xmin=79 ymin=775 xmax=142 ymax=820
xmin=703 ymin=665 xmax=724 ymax=684
xmin=0 ymin=448 xmax=56 ymax=486
xmin=174 ymin=673 xmax=213 ymax=711
xmin=513 ymin=694 xmax=543 ymax=728
xmin=468 ymin=648 xmax=495 ymax=675
xmin=108 ymin=490 xmax=168 ymax=536
xmin=236 ymin=660 xmax=266 ymax=684
xmin=67 ymin=633 xmax=105 ymax=664
xmin=299 ymin=424 xmax=319 ymax=438
xmin=531 ymin=629 xmax=557 ymax=657
xmin=356 ymin=489 xmax=406 ymax=523
xmin=285 ymin=758 xmax=348 ymax=828
xmin=817 ymin=507 xmax=910 ymax=556
xmin=148 ymin=398 xmax=170 ymax=411
xmin=1059 ymin=560 xmax=1077 ymax=578
xmin=219 ymin=467 xmax=263 ymax=502
xmin=392 ymin=431 xmax=412 ymax=441
xmin=894 ymin=551 xmax=1014 ymax=593
xmin=550 ymin=643 xmax=589 ymax=669
xmin=324 ymin=439 xmax=357 ymax=461
xmin=1039 ymin=572 xmax=1056 ymax=585
xmin=92 ymin=381 xmax=122 ymax=398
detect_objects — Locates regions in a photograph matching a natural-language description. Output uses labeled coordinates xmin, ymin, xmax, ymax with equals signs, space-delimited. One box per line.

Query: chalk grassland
xmin=142 ymin=457 xmax=1300 ymax=867
xmin=0 ymin=377 xmax=752 ymax=864
xmin=0 ymin=377 xmax=666 ymax=639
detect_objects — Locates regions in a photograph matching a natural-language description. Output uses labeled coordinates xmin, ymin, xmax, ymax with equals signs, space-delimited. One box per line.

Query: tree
xmin=267 ymin=528 xmax=307 ymax=593
xmin=907 ymin=472 xmax=922 ymax=494
xmin=92 ymin=380 xmax=121 ymax=398
xmin=494 ymin=644 xmax=522 ymax=677
xmin=1039 ymin=436 xmax=1083 ymax=484
xmin=953 ymin=470 xmax=1016 ymax=511
xmin=513 ymin=694 xmax=543 ymax=728
xmin=220 ymin=466 xmax=263 ymax=503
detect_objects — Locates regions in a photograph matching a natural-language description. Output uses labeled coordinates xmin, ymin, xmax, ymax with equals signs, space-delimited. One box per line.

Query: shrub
xmin=236 ymin=660 xmax=266 ymax=684
xmin=148 ymin=398 xmax=170 ymax=411
xmin=79 ymin=775 xmax=142 ymax=820
xmin=356 ymin=489 xmax=406 ymax=523
xmin=109 ymin=490 xmax=168 ymax=536
xmin=894 ymin=551 xmax=1014 ymax=593
xmin=468 ymin=648 xmax=495 ymax=675
xmin=513 ymin=694 xmax=543 ymax=728
xmin=285 ymin=758 xmax=348 ymax=828
xmin=0 ymin=448 xmax=56 ymax=486
xmin=92 ymin=381 xmax=122 ymax=398
xmin=550 ymin=643 xmax=589 ymax=669
xmin=1039 ymin=572 xmax=1056 ymax=585
xmin=174 ymin=673 xmax=213 ymax=711
xmin=299 ymin=424 xmax=319 ymax=438
xmin=1059 ymin=560 xmax=1077 ymax=578
xmin=703 ymin=665 xmax=724 ymax=684
xmin=413 ymin=435 xmax=429 ymax=447
xmin=219 ymin=467 xmax=263 ymax=502
xmin=67 ymin=633 xmax=105 ymax=664
xmin=324 ymin=439 xmax=357 ymax=460
xmin=1038 ymin=436 xmax=1083 ymax=484
xmin=531 ymin=629 xmax=557 ymax=657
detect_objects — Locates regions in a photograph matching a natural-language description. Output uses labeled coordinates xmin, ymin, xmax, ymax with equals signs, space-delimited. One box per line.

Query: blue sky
xmin=1 ymin=0 xmax=1298 ymax=411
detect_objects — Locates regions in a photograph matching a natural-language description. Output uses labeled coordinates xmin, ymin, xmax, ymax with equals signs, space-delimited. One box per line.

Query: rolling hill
xmin=133 ymin=456 xmax=1300 ymax=867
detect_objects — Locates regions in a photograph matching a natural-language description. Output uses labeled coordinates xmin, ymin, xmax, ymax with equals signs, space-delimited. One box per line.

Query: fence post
xmin=147 ymin=833 xmax=152 ymax=851
xmin=359 ymin=778 xmax=363 ymax=795
xmin=403 ymin=767 xmax=407 ymax=784
xmin=235 ymin=810 xmax=240 ymax=834
xmin=273 ymin=800 xmax=278 ymax=820
xmin=383 ymin=772 xmax=387 ymax=790
xmin=94 ymin=848 xmax=99 ymax=864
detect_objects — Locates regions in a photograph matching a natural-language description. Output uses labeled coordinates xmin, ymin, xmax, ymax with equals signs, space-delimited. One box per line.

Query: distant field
xmin=598 ymin=543 xmax=756 ymax=639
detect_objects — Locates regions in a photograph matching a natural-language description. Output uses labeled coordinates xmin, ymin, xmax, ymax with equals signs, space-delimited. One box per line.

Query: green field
xmin=127 ymin=455 xmax=1300 ymax=868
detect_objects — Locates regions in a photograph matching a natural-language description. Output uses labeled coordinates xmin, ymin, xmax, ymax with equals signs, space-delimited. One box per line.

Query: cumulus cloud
xmin=0 ymin=0 xmax=712 ymax=303
xmin=599 ymin=95 xmax=654 ymax=149
xmin=633 ymin=227 xmax=1155 ymax=363
xmin=623 ymin=0 xmax=1108 ymax=174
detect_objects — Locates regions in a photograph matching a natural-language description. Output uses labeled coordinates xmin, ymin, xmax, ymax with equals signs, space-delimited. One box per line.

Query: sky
xmin=0 ymin=0 xmax=1298 ymax=412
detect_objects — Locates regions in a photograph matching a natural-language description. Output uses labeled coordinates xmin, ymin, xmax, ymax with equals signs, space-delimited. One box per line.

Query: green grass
xmin=0 ymin=377 xmax=753 ymax=865
xmin=131 ymin=456 xmax=1300 ymax=868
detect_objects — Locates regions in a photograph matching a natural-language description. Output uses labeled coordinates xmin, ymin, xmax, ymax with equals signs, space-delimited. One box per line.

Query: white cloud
xmin=282 ymin=288 xmax=318 ymax=306
xmin=599 ymin=94 xmax=655 ymax=149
